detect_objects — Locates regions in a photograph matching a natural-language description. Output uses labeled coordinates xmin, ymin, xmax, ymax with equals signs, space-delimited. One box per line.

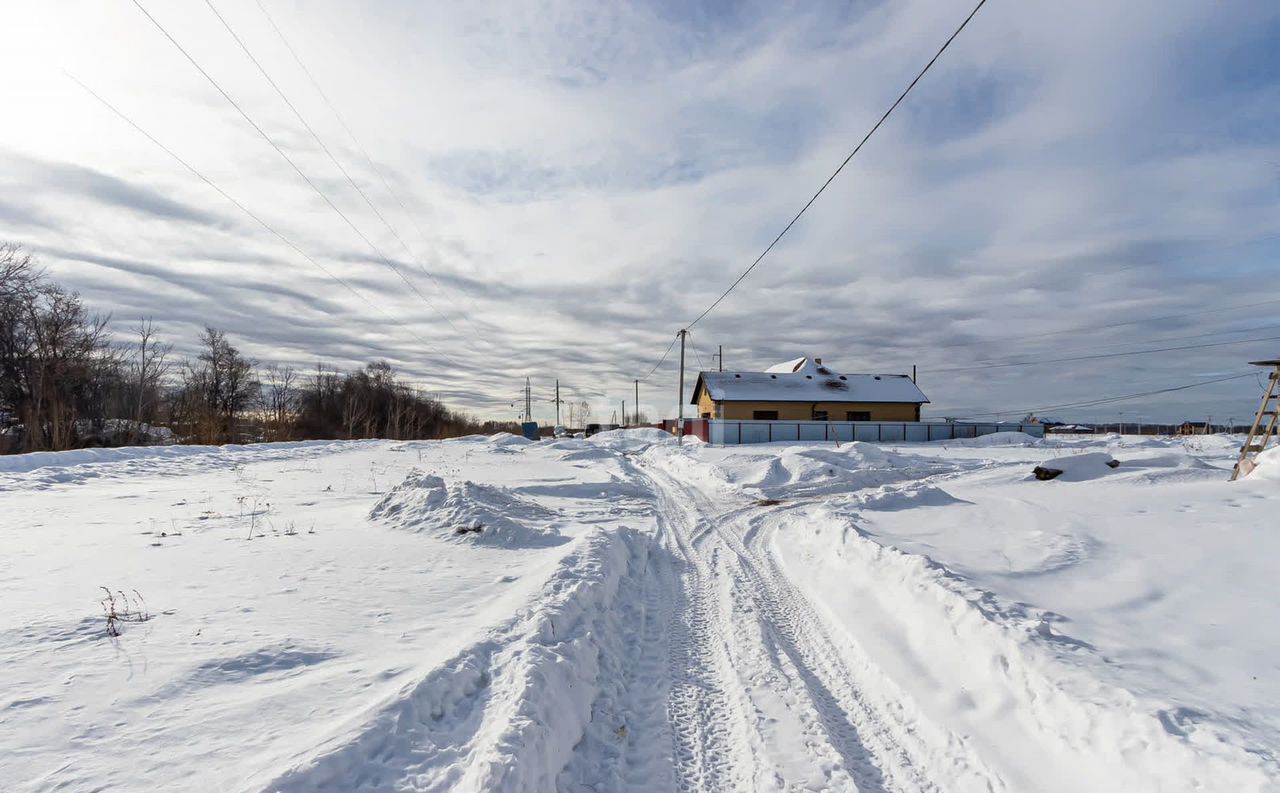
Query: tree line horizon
xmin=0 ymin=243 xmax=519 ymax=454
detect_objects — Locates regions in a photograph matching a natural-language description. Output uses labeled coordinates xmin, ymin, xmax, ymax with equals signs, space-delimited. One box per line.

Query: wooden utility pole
xmin=677 ymin=329 xmax=687 ymax=445
xmin=622 ymin=400 xmax=626 ymax=427
xmin=634 ymin=380 xmax=639 ymax=425
xmin=554 ymin=380 xmax=561 ymax=427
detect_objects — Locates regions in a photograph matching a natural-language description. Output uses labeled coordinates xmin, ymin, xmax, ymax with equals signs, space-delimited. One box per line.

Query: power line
xmin=934 ymin=295 xmax=1280 ymax=353
xmin=64 ymin=70 xmax=454 ymax=368
xmin=129 ymin=0 xmax=465 ymax=364
xmin=686 ymin=330 xmax=707 ymax=371
xmin=685 ymin=0 xmax=988 ymax=329
xmin=916 ymin=318 xmax=1280 ymax=373
xmin=948 ymin=372 xmax=1256 ymax=419
xmin=251 ymin=0 xmax=487 ymax=320
xmin=929 ymin=333 xmax=1280 ymax=374
xmin=639 ymin=333 xmax=681 ymax=382
xmin=1104 ymin=229 xmax=1280 ymax=278
xmin=200 ymin=0 xmax=486 ymax=346
xmin=993 ymin=320 xmax=1280 ymax=359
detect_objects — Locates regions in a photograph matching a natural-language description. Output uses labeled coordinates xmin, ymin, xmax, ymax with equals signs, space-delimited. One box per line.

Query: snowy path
xmin=632 ymin=452 xmax=1000 ymax=793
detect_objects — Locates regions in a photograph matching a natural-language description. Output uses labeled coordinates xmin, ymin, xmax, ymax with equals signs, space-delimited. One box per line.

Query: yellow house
xmin=690 ymin=356 xmax=928 ymax=421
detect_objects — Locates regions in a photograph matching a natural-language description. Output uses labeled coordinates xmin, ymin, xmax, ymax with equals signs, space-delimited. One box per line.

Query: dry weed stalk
xmin=100 ymin=587 xmax=151 ymax=637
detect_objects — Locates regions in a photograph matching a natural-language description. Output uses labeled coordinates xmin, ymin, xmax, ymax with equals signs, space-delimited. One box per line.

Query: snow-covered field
xmin=2 ymin=430 xmax=1277 ymax=792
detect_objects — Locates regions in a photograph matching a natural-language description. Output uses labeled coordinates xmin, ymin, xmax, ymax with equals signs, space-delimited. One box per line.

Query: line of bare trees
xmin=0 ymin=244 xmax=513 ymax=454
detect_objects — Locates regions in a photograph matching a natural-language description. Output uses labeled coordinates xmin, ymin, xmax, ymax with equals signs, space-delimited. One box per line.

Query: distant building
xmin=690 ymin=356 xmax=929 ymax=422
xmin=1177 ymin=421 xmax=1210 ymax=436
xmin=1047 ymin=424 xmax=1095 ymax=434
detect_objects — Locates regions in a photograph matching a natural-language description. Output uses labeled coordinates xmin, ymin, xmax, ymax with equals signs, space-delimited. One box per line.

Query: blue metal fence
xmin=707 ymin=420 xmax=1044 ymax=445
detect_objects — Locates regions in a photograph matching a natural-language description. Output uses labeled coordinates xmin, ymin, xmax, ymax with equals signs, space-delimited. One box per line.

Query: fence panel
xmin=704 ymin=419 xmax=1048 ymax=445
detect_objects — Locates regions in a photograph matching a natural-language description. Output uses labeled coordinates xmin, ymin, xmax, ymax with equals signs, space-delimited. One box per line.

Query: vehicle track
xmin=638 ymin=453 xmax=1003 ymax=793
xmin=653 ymin=479 xmax=763 ymax=792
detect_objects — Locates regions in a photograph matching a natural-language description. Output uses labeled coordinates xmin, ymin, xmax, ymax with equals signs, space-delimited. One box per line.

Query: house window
xmin=846 ymin=411 xmax=871 ymax=421
xmin=701 ymin=412 xmax=711 ymax=419
xmin=753 ymin=410 xmax=779 ymax=420
xmin=813 ymin=411 xmax=829 ymax=421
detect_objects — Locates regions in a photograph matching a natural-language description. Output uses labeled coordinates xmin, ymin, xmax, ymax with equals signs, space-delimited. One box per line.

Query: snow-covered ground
xmin=2 ymin=430 xmax=1276 ymax=791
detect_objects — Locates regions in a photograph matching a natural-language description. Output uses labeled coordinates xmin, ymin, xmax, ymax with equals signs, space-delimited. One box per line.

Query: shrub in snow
xmin=1032 ymin=453 xmax=1120 ymax=481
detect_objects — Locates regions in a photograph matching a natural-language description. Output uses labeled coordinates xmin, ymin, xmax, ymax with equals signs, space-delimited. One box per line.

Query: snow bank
xmin=783 ymin=505 xmax=1275 ymax=791
xmin=1031 ymin=452 xmax=1119 ymax=481
xmin=931 ymin=430 xmax=1042 ymax=447
xmin=586 ymin=427 xmax=674 ymax=452
xmin=370 ymin=473 xmax=565 ymax=548
xmin=0 ymin=440 xmax=346 ymax=476
xmin=1118 ymin=450 xmax=1216 ymax=469
xmin=266 ymin=527 xmax=650 ymax=793
xmin=1245 ymin=447 xmax=1280 ymax=481
xmin=718 ymin=442 xmax=953 ymax=499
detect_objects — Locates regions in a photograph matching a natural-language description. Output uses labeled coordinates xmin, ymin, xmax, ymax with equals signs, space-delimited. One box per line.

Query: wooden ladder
xmin=1232 ymin=359 xmax=1280 ymax=480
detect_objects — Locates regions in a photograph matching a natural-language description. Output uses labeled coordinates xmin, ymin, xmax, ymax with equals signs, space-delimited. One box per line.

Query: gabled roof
xmin=691 ymin=356 xmax=929 ymax=405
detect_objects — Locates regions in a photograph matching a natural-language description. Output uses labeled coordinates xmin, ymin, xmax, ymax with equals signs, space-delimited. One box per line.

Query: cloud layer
xmin=2 ymin=0 xmax=1278 ymax=424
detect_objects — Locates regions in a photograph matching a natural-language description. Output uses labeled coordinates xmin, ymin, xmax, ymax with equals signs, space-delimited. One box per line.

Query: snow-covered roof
xmin=693 ymin=357 xmax=929 ymax=404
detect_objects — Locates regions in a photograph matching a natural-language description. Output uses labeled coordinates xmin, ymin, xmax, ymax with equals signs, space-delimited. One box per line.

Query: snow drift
xmin=370 ymin=473 xmax=565 ymax=547
xmin=717 ymin=442 xmax=954 ymax=499
xmin=265 ymin=528 xmax=650 ymax=793
xmin=1244 ymin=446 xmax=1280 ymax=481
xmin=1031 ymin=452 xmax=1119 ymax=481
xmin=779 ymin=503 xmax=1276 ymax=792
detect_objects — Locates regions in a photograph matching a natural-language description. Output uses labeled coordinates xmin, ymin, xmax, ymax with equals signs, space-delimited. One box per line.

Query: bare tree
xmin=177 ymin=328 xmax=258 ymax=444
xmin=1 ymin=247 xmax=515 ymax=452
xmin=578 ymin=400 xmax=591 ymax=426
xmin=128 ymin=319 xmax=171 ymax=440
xmin=263 ymin=363 xmax=298 ymax=441
xmin=0 ymin=245 xmax=114 ymax=451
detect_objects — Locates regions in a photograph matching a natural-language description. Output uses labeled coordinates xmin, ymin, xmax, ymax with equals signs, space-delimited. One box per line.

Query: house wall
xmin=695 ymin=391 xmax=920 ymax=421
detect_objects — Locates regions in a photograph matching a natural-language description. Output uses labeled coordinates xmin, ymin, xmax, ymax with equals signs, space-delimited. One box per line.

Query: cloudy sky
xmin=2 ymin=0 xmax=1279 ymax=424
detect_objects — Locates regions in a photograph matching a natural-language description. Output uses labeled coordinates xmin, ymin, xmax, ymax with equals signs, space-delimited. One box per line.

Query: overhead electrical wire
xmin=933 ymin=295 xmax=1280 ymax=353
xmin=686 ymin=331 xmax=707 ymax=371
xmin=990 ymin=320 xmax=1280 ymax=358
xmin=1104 ymin=229 xmax=1280 ymax=278
xmin=129 ymin=0 xmax=465 ymax=364
xmin=945 ymin=371 xmax=1256 ymax=419
xmin=64 ymin=70 xmax=454 ymax=369
xmin=684 ymin=0 xmax=988 ymax=329
xmin=928 ymin=332 xmax=1280 ymax=374
xmin=250 ymin=0 xmax=487 ymax=320
xmin=638 ymin=333 xmax=681 ymax=382
xmin=200 ymin=0 xmax=487 ymax=345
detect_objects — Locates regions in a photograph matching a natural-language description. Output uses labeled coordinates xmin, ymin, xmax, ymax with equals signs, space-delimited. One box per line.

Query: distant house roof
xmin=691 ymin=356 xmax=929 ymax=405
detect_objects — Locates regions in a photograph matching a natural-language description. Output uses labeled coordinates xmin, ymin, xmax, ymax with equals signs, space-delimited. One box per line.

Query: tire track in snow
xmin=639 ymin=452 xmax=1004 ymax=793
xmin=653 ymin=480 xmax=764 ymax=792
xmin=644 ymin=461 xmax=890 ymax=792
